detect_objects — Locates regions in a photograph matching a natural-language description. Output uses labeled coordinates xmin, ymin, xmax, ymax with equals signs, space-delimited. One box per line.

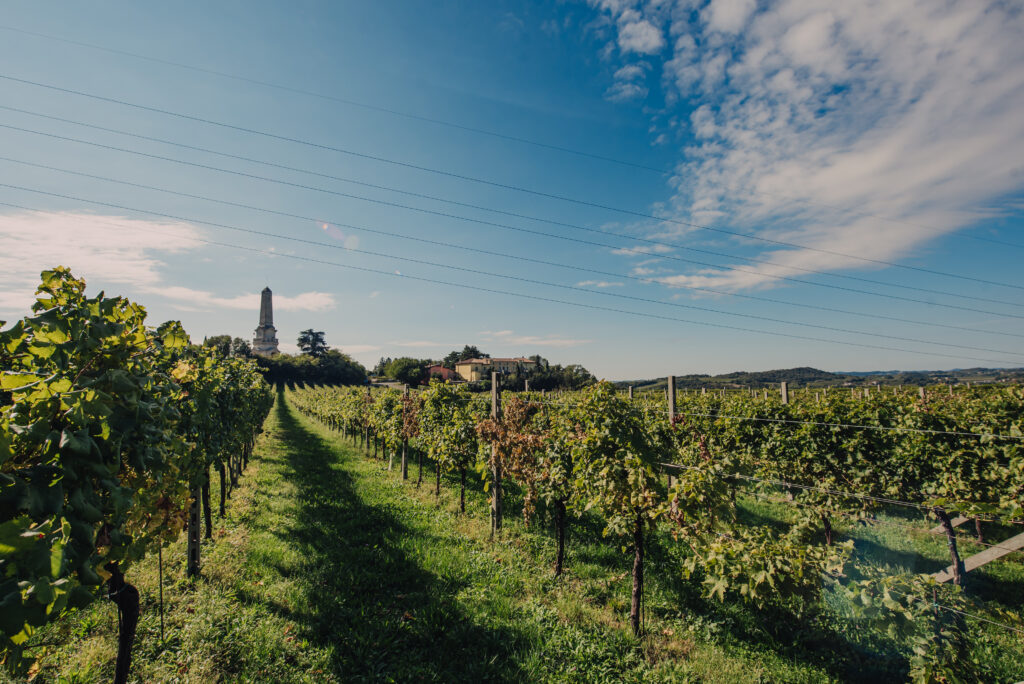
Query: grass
xmin=13 ymin=390 xmax=1024 ymax=682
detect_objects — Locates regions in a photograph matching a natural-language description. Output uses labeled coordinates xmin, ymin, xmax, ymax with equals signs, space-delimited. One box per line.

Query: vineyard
xmin=0 ymin=269 xmax=273 ymax=680
xmin=290 ymin=378 xmax=1024 ymax=682
xmin=2 ymin=270 xmax=1023 ymax=682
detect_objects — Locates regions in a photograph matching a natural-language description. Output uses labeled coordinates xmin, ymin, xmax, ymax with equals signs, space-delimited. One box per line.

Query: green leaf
xmin=1 ymin=372 xmax=43 ymax=390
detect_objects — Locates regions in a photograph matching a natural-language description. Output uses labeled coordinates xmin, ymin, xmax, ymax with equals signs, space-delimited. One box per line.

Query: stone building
xmin=454 ymin=357 xmax=536 ymax=382
xmin=252 ymin=286 xmax=280 ymax=356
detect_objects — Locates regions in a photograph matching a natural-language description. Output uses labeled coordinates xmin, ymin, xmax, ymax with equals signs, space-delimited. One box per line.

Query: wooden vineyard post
xmin=949 ymin=384 xmax=954 ymax=397
xmin=401 ymin=384 xmax=409 ymax=480
xmin=524 ymin=378 xmax=529 ymax=392
xmin=187 ymin=486 xmax=201 ymax=578
xmin=780 ymin=381 xmax=789 ymax=405
xmin=815 ymin=392 xmax=820 ymax=404
xmin=864 ymin=387 xmax=870 ymax=399
xmin=628 ymin=385 xmax=633 ymax=400
xmin=667 ymin=375 xmax=676 ymax=489
xmin=490 ymin=372 xmax=503 ymax=538
xmin=919 ymin=386 xmax=926 ymax=401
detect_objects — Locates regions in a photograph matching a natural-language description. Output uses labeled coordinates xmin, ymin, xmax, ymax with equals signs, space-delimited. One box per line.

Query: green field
xmin=17 ymin=392 xmax=1023 ymax=682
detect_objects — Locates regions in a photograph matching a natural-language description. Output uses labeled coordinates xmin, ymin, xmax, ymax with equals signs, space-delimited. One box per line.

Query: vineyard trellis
xmin=291 ymin=375 xmax=1024 ymax=682
xmin=0 ymin=268 xmax=273 ymax=681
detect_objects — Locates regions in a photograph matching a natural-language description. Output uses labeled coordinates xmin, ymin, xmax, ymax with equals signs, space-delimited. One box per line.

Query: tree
xmin=230 ymin=337 xmax=252 ymax=357
xmin=297 ymin=329 xmax=328 ymax=358
xmin=203 ymin=334 xmax=232 ymax=357
xmin=441 ymin=345 xmax=489 ymax=369
xmin=385 ymin=357 xmax=428 ymax=386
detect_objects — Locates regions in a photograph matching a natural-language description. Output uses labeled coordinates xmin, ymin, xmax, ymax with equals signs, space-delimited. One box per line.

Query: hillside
xmin=615 ymin=366 xmax=1024 ymax=390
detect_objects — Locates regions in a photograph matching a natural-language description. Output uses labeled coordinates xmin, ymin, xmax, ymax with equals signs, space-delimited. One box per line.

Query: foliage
xmin=383 ymin=357 xmax=428 ymax=386
xmin=0 ymin=268 xmax=272 ymax=673
xmin=202 ymin=335 xmax=251 ymax=358
xmin=440 ymin=345 xmax=489 ymax=370
xmin=296 ymin=329 xmax=328 ymax=358
xmin=255 ymin=350 xmax=367 ymax=387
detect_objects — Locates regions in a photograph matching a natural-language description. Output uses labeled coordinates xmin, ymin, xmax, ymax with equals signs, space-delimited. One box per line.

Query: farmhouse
xmin=426 ymin=364 xmax=459 ymax=382
xmin=455 ymin=357 xmax=537 ymax=382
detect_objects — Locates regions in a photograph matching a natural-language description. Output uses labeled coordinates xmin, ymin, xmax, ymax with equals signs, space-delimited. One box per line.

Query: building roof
xmin=455 ymin=357 xmax=536 ymax=365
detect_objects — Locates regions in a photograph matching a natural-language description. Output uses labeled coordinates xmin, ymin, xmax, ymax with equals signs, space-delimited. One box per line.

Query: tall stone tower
xmin=252 ymin=286 xmax=280 ymax=356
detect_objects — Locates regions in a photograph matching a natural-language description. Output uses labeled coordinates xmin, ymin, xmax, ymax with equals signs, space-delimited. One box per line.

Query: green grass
xmin=15 ymin=391 xmax=1024 ymax=682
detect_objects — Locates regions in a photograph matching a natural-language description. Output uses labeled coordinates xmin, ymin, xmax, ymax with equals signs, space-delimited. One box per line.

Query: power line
xmin=3 ymin=177 xmax=1023 ymax=367
xmin=1 ymin=71 xmax=1020 ymax=294
xmin=5 ymin=107 xmax=1023 ymax=321
xmin=2 ymin=23 xmax=1021 ymax=253
xmin=6 ymin=156 xmax=1023 ymax=362
xmin=0 ymin=24 xmax=666 ymax=174
xmin=5 ymin=123 xmax=1024 ymax=322
xmin=4 ymin=188 xmax=1022 ymax=384
xmin=8 ymin=102 xmax=1021 ymax=340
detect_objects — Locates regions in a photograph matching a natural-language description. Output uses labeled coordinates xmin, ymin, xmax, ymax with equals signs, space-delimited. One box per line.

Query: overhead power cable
xmin=5 ymin=155 xmax=1024 ymax=363
xmin=2 ymin=23 xmax=1021 ymax=252
xmin=5 ymin=108 xmax=1024 ymax=316
xmin=5 ymin=123 xmax=1024 ymax=322
xmin=2 ymin=189 xmax=1019 ymax=371
xmin=1 ymin=71 xmax=1020 ymax=293
xmin=8 ymin=167 xmax=1024 ymax=362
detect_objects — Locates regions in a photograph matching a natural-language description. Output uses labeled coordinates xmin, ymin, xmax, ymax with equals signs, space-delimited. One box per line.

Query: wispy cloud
xmin=479 ymin=329 xmax=592 ymax=348
xmin=605 ymin=61 xmax=650 ymax=101
xmin=0 ymin=210 xmax=202 ymax=313
xmin=338 ymin=344 xmax=380 ymax=354
xmin=148 ymin=286 xmax=335 ymax=312
xmin=390 ymin=340 xmax=457 ymax=348
xmin=589 ymin=0 xmax=1024 ymax=292
xmin=609 ymin=244 xmax=675 ymax=256
xmin=576 ymin=280 xmax=624 ymax=288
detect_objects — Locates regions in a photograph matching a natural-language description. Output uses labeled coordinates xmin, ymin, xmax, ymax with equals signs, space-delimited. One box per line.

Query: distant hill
xmin=615 ymin=367 xmax=1024 ymax=390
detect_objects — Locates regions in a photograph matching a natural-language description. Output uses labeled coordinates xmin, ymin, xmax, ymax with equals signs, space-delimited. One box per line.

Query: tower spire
xmin=253 ymin=286 xmax=279 ymax=356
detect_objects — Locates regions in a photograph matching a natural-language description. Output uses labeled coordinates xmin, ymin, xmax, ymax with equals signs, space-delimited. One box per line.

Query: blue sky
xmin=1 ymin=0 xmax=1023 ymax=380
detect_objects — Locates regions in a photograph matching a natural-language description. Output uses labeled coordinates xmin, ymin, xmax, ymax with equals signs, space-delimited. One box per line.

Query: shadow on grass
xmin=250 ymin=391 xmax=530 ymax=681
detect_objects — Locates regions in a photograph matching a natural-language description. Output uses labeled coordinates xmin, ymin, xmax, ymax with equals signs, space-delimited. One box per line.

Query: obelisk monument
xmin=252 ymin=286 xmax=280 ymax=356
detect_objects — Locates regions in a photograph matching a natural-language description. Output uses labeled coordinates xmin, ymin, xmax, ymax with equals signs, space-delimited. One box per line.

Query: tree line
xmin=372 ymin=345 xmax=594 ymax=390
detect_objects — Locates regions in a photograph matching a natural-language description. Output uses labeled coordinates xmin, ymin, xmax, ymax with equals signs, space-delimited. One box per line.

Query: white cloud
xmin=390 ymin=340 xmax=456 ymax=348
xmin=0 ymin=210 xmax=202 ymax=314
xmin=591 ymin=0 xmax=1024 ymax=292
xmin=702 ymin=0 xmax=756 ymax=34
xmin=610 ymin=244 xmax=675 ymax=256
xmin=605 ymin=81 xmax=649 ymax=101
xmin=338 ymin=344 xmax=380 ymax=354
xmin=618 ymin=19 xmax=665 ymax=54
xmin=147 ymin=286 xmax=336 ymax=312
xmin=613 ymin=63 xmax=647 ymax=81
xmin=479 ymin=329 xmax=592 ymax=348
xmin=576 ymin=280 xmax=625 ymax=288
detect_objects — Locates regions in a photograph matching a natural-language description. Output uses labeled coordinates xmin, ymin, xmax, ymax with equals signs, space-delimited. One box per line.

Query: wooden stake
xmin=667 ymin=375 xmax=676 ymax=489
xmin=780 ymin=381 xmax=789 ymax=405
xmin=490 ymin=372 xmax=503 ymax=538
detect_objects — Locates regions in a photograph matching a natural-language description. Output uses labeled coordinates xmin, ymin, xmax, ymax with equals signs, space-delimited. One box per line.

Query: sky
xmin=1 ymin=0 xmax=1023 ymax=380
